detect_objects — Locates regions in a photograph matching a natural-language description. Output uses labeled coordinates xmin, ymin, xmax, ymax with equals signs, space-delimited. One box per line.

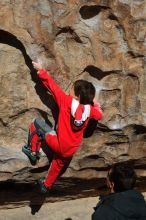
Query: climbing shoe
xmin=38 ymin=178 xmax=49 ymax=194
xmin=22 ymin=145 xmax=38 ymax=162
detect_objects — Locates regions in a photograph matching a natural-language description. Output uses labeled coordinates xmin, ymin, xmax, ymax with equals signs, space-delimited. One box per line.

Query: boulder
xmin=0 ymin=0 xmax=146 ymax=207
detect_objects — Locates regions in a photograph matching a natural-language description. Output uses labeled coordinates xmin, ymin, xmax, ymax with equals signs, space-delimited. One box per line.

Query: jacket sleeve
xmin=37 ymin=69 xmax=67 ymax=107
xmin=91 ymin=103 xmax=103 ymax=121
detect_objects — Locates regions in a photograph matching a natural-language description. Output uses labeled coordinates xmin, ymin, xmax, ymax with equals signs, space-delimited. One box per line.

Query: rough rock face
xmin=0 ymin=0 xmax=146 ymax=206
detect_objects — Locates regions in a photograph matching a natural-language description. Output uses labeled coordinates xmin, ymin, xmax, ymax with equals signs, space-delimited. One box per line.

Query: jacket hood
xmin=71 ymin=99 xmax=90 ymax=130
xmin=71 ymin=99 xmax=90 ymax=121
xmin=100 ymin=190 xmax=146 ymax=219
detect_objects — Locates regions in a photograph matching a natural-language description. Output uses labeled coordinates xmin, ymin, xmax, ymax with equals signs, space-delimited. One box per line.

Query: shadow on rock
xmin=29 ymin=194 xmax=46 ymax=215
xmin=83 ymin=118 xmax=98 ymax=138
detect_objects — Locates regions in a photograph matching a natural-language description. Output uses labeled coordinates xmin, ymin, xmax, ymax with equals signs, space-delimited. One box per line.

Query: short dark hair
xmin=74 ymin=80 xmax=96 ymax=105
xmin=108 ymin=162 xmax=137 ymax=192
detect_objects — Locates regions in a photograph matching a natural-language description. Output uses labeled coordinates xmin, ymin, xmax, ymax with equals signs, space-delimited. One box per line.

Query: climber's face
xmin=70 ymin=85 xmax=75 ymax=97
xmin=70 ymin=85 xmax=79 ymax=100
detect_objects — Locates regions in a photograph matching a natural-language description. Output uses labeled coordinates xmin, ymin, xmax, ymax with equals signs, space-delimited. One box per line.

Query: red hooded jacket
xmin=38 ymin=69 xmax=103 ymax=157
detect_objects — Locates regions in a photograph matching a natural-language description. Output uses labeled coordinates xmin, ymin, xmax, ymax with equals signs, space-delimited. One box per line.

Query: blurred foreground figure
xmin=92 ymin=162 xmax=146 ymax=220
